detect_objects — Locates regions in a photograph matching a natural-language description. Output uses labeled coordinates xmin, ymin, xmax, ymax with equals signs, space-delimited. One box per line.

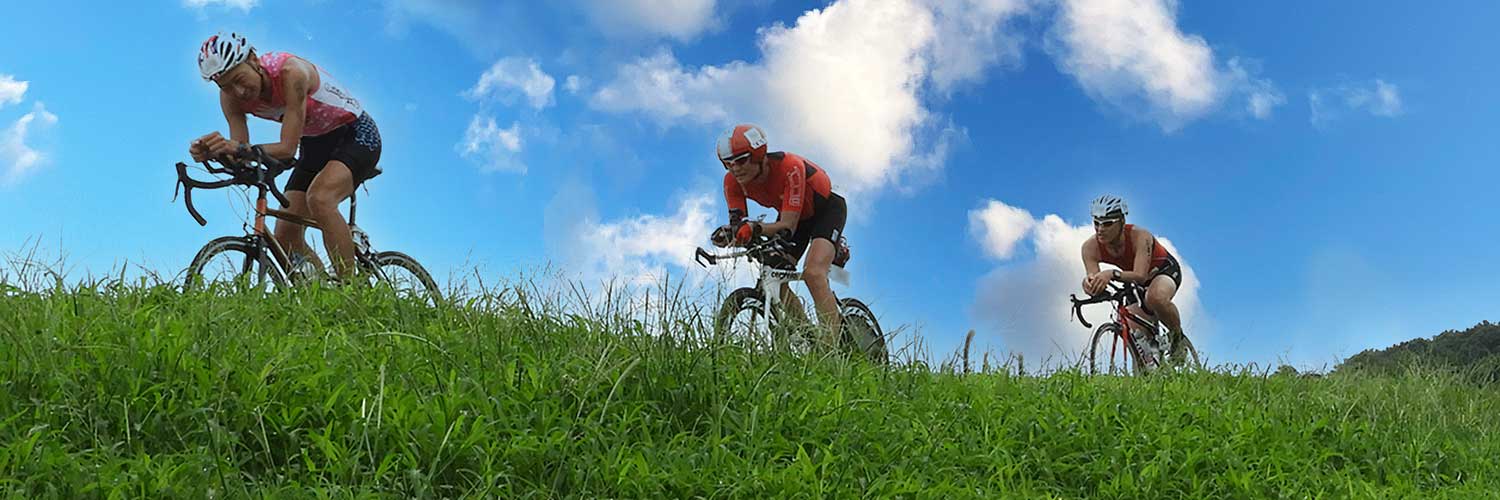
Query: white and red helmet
xmin=716 ymin=124 xmax=768 ymax=164
xmin=198 ymin=32 xmax=253 ymax=81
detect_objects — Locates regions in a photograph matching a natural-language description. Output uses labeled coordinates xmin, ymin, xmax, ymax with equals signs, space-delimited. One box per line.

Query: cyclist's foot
xmin=1165 ymin=329 xmax=1189 ymax=365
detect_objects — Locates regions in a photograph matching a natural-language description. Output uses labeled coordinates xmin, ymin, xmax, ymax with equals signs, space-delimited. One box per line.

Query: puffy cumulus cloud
xmin=581 ymin=0 xmax=721 ymax=41
xmin=465 ymin=57 xmax=556 ymax=110
xmin=968 ymin=200 xmax=1204 ymax=367
xmin=1309 ymin=79 xmax=1403 ymax=126
xmin=183 ymin=0 xmax=257 ymax=10
xmin=2 ymin=102 xmax=60 ymax=186
xmin=591 ymin=0 xmax=1030 ymax=195
xmin=0 ymin=75 xmax=27 ymax=108
xmin=545 ymin=187 xmax=755 ymax=293
xmin=969 ymin=199 xmax=1035 ymax=260
xmin=1047 ymin=0 xmax=1281 ymax=129
xmin=457 ymin=115 xmax=525 ymax=173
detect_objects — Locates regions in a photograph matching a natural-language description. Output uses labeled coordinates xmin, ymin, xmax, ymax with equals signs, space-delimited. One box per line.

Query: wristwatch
xmin=1112 ymin=269 xmax=1121 ymax=280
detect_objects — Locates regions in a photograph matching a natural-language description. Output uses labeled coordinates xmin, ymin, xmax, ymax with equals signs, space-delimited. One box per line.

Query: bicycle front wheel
xmin=183 ymin=236 xmax=284 ymax=291
xmin=1088 ymin=323 xmax=1143 ymax=376
xmin=839 ymin=298 xmax=888 ymax=365
xmin=366 ymin=250 xmax=442 ymax=305
xmin=714 ymin=287 xmax=785 ymax=351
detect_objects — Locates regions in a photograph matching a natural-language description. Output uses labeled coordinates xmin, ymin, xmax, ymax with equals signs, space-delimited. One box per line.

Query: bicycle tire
xmin=368 ymin=250 xmax=443 ymax=304
xmin=1088 ymin=323 xmax=1144 ymax=375
xmin=715 ymin=287 xmax=778 ymax=345
xmin=1168 ymin=333 xmax=1203 ymax=369
xmin=839 ymin=297 xmax=888 ymax=365
xmin=183 ymin=235 xmax=284 ymax=291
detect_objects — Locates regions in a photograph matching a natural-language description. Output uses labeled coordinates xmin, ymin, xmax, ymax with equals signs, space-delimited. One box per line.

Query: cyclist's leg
xmin=307 ymin=113 xmax=383 ymax=280
xmin=1145 ymin=274 xmax=1182 ymax=336
xmin=275 ymin=154 xmax=325 ymax=269
xmin=803 ymin=238 xmax=841 ymax=347
xmin=307 ymin=163 xmax=356 ymax=278
xmin=779 ymin=282 xmax=813 ymax=326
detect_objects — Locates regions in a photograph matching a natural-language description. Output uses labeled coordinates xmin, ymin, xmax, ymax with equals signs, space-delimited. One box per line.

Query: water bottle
xmin=1135 ymin=334 xmax=1160 ymax=369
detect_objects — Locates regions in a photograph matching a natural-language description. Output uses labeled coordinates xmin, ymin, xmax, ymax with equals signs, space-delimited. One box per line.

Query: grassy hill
xmin=1 ymin=279 xmax=1498 ymax=498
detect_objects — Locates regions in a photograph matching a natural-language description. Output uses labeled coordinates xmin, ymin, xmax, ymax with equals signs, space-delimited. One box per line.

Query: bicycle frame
xmin=176 ymin=151 xmax=385 ymax=283
xmin=1071 ymin=282 xmax=1168 ymax=369
xmin=694 ymin=238 xmax=850 ymax=322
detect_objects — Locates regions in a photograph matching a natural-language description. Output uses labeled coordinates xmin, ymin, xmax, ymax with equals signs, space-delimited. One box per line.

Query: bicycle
xmin=694 ymin=233 xmax=888 ymax=364
xmin=1069 ymin=281 xmax=1200 ymax=375
xmin=173 ymin=147 xmax=441 ymax=303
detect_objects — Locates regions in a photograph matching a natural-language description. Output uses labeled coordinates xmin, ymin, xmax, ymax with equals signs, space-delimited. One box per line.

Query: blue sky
xmin=2 ymin=0 xmax=1495 ymax=370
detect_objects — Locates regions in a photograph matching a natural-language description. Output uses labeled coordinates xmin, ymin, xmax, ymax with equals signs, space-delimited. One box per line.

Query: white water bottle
xmin=1136 ymin=335 xmax=1160 ymax=368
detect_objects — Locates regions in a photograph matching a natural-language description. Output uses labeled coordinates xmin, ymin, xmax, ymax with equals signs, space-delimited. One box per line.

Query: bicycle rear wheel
xmin=183 ymin=236 xmax=284 ymax=291
xmin=839 ymin=297 xmax=888 ymax=365
xmin=365 ymin=250 xmax=442 ymax=305
xmin=1088 ymin=323 xmax=1144 ymax=375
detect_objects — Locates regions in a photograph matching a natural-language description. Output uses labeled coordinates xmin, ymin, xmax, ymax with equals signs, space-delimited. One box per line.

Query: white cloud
xmin=183 ymin=0 xmax=257 ymax=11
xmin=929 ymin=0 xmax=1031 ymax=93
xmin=564 ymin=75 xmax=588 ymax=95
xmin=1309 ymin=79 xmax=1403 ymax=126
xmin=581 ymin=0 xmax=720 ymax=41
xmin=0 ymin=75 xmax=26 ymax=109
xmin=1047 ymin=0 xmax=1279 ymax=130
xmin=592 ymin=0 xmax=1028 ymax=195
xmin=1229 ymin=58 xmax=1284 ymax=120
xmin=457 ymin=115 xmax=525 ymax=173
xmin=1 ymin=102 xmax=60 ymax=186
xmin=969 ymin=199 xmax=1035 ymax=260
xmin=969 ymin=201 xmax=1204 ymax=367
xmin=465 ymin=57 xmax=556 ymax=110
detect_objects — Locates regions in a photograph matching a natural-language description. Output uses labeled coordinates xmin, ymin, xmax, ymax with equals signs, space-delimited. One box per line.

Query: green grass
xmin=1 ymin=275 xmax=1498 ymax=498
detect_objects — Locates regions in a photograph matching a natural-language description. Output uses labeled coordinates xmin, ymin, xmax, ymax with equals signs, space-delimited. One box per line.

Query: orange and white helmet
xmin=198 ymin=32 xmax=253 ymax=81
xmin=716 ymin=124 xmax=768 ymax=164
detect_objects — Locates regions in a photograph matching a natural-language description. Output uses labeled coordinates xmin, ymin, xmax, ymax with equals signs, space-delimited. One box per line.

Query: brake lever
xmin=694 ymin=247 xmax=717 ymax=268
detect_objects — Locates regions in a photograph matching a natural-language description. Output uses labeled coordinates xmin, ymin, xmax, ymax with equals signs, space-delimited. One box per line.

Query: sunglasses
xmin=722 ymin=155 xmax=752 ymax=170
xmin=1092 ymin=217 xmax=1122 ymax=227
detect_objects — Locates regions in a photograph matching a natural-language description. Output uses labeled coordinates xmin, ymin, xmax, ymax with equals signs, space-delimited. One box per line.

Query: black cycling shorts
xmin=1123 ymin=251 xmax=1183 ymax=314
xmin=285 ymin=112 xmax=382 ymax=193
xmin=785 ymin=192 xmax=847 ymax=263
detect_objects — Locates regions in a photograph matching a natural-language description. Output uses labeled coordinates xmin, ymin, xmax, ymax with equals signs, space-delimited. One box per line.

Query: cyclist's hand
xmin=710 ymin=225 xmax=734 ymax=248
xmin=1084 ymin=271 xmax=1110 ymax=295
xmin=735 ymin=221 xmax=762 ymax=246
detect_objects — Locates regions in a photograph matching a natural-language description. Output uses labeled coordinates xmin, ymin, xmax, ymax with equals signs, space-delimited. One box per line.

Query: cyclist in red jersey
xmin=1079 ymin=195 xmax=1189 ymax=359
xmin=187 ymin=32 xmax=382 ymax=281
xmin=710 ymin=124 xmax=848 ymax=347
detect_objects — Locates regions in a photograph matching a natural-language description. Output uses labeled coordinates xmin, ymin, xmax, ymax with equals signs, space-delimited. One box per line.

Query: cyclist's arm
xmin=1120 ymin=227 xmax=1156 ymax=284
xmin=221 ymin=92 xmax=249 ymax=144
xmin=724 ymin=174 xmax=749 ymax=225
xmin=1081 ymin=239 xmax=1107 ymax=293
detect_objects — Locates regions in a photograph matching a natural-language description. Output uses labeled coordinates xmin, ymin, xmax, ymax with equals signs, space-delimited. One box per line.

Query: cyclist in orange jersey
xmin=710 ymin=124 xmax=848 ymax=347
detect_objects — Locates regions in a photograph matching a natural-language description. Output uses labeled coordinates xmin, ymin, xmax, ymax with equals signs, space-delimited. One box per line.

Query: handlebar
xmin=1068 ymin=281 xmax=1138 ymax=329
xmin=694 ymin=235 xmax=795 ymax=268
xmin=173 ymin=146 xmax=292 ymax=226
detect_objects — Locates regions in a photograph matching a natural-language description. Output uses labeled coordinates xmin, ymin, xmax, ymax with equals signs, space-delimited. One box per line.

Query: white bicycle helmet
xmin=198 ymin=32 xmax=253 ymax=81
xmin=1090 ymin=194 xmax=1128 ymax=219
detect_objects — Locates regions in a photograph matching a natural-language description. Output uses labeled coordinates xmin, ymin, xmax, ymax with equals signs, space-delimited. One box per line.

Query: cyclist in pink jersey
xmin=188 ymin=32 xmax=381 ymax=281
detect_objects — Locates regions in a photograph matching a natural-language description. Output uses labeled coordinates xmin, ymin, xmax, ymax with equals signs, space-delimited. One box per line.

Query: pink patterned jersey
xmin=242 ymin=52 xmax=363 ymax=137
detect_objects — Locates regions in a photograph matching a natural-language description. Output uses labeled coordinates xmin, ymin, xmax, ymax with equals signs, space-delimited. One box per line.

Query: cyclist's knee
xmin=306 ymin=188 xmax=342 ymax=217
xmin=1146 ymin=290 xmax=1172 ymax=312
xmin=803 ymin=264 xmax=830 ymax=288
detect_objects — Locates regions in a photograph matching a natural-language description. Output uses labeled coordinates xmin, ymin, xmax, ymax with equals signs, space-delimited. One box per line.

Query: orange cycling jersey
xmin=724 ymin=152 xmax=832 ymax=221
xmin=1098 ymin=224 xmax=1173 ymax=271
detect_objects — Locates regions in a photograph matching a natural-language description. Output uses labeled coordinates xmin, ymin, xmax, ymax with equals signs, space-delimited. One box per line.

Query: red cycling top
xmin=1098 ymin=224 xmax=1173 ymax=271
xmin=724 ymin=152 xmax=832 ymax=221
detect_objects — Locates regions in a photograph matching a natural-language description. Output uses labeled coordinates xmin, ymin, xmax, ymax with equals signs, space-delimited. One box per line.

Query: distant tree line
xmin=1336 ymin=321 xmax=1500 ymax=383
